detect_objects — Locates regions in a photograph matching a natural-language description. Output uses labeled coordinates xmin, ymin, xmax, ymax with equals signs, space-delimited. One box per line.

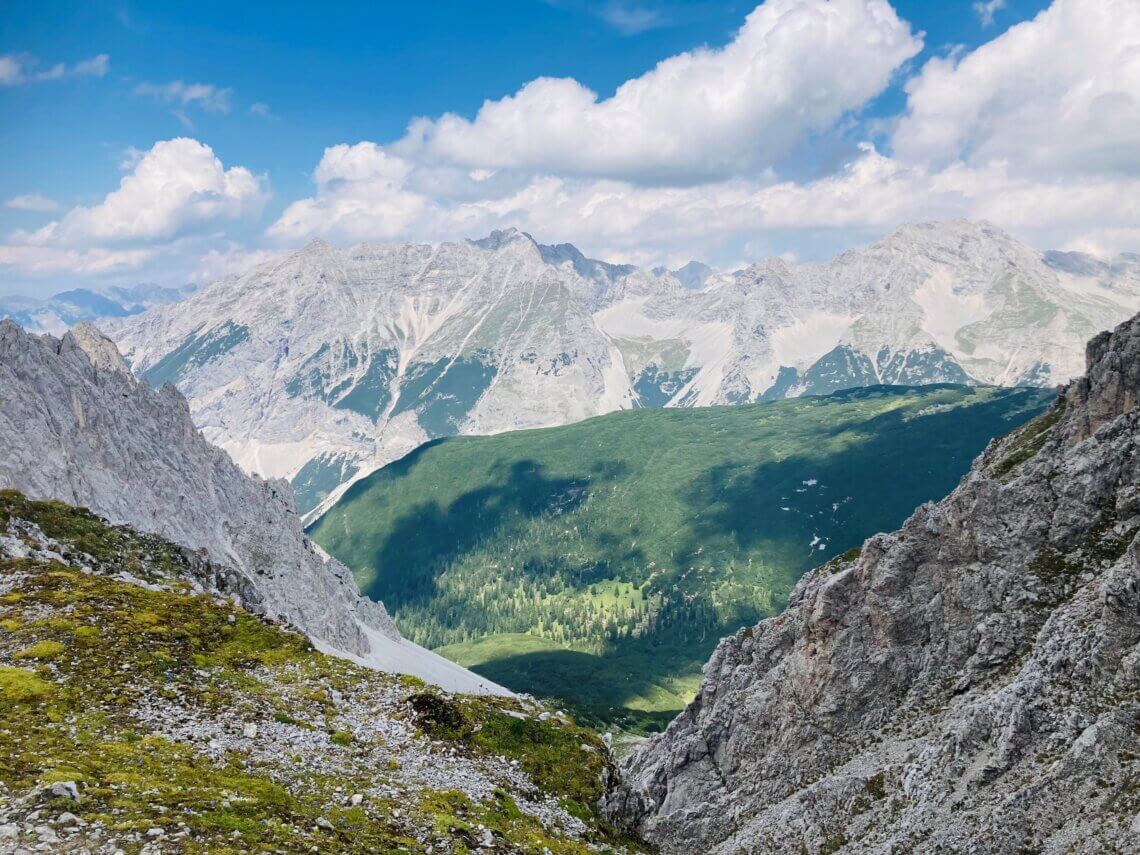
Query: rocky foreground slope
xmin=0 ymin=491 xmax=636 ymax=853
xmin=0 ymin=320 xmax=501 ymax=694
xmin=606 ymin=313 xmax=1140 ymax=852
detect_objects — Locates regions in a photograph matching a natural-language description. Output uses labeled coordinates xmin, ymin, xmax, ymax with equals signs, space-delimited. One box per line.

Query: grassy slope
xmin=0 ymin=491 xmax=640 ymax=854
xmin=310 ymin=385 xmax=1053 ymax=728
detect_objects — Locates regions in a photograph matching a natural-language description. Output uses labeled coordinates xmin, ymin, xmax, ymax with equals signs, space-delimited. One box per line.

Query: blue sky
xmin=3 ymin=0 xmax=1135 ymax=297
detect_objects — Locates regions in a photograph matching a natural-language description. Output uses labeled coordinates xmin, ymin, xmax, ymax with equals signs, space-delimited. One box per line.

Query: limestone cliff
xmin=607 ymin=313 xmax=1140 ymax=852
xmin=0 ymin=320 xmax=504 ymax=694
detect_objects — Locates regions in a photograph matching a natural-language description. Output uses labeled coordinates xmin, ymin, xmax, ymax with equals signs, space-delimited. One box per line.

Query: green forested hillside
xmin=309 ymin=385 xmax=1052 ymax=727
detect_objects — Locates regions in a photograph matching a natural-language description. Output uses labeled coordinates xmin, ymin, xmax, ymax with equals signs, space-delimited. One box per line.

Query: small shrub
xmin=73 ymin=625 xmax=100 ymax=644
xmin=865 ymin=771 xmax=886 ymax=800
xmin=408 ymin=691 xmax=471 ymax=740
xmin=821 ymin=832 xmax=848 ymax=854
xmin=399 ymin=674 xmax=426 ymax=690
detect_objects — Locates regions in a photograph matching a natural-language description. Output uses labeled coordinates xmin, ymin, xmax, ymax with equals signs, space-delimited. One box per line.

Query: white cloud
xmin=249 ymin=102 xmax=273 ymax=118
xmin=172 ymin=109 xmax=195 ymax=130
xmin=134 ymin=80 xmax=232 ymax=113
xmin=268 ymin=136 xmax=1140 ymax=267
xmin=72 ymin=54 xmax=110 ymax=77
xmin=5 ymin=193 xmax=60 ymax=213
xmin=0 ymin=245 xmax=155 ymax=275
xmin=395 ymin=0 xmax=921 ymax=182
xmin=972 ymin=0 xmax=1005 ymax=27
xmin=0 ymin=55 xmax=22 ymax=86
xmin=893 ymin=0 xmax=1140 ymax=178
xmin=192 ymin=244 xmax=283 ymax=283
xmin=599 ymin=2 xmax=670 ymax=35
xmin=269 ymin=142 xmax=428 ymax=242
xmin=0 ymin=52 xmax=109 ymax=86
xmin=13 ymin=138 xmax=265 ymax=246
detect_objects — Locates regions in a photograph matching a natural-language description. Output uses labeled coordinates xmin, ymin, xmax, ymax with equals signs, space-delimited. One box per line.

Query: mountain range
xmin=4 ymin=223 xmax=1140 ymax=851
xmin=0 ymin=282 xmax=195 ymax=335
xmin=103 ymin=220 xmax=1140 ymax=517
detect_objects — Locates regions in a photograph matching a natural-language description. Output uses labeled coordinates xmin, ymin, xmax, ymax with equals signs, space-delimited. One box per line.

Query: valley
xmin=309 ymin=384 xmax=1051 ymax=726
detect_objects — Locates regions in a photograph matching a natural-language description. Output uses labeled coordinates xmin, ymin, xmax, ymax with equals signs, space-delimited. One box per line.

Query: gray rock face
xmin=0 ymin=319 xmax=396 ymax=656
xmin=1064 ymin=317 xmax=1140 ymax=442
xmin=607 ymin=312 xmax=1140 ymax=853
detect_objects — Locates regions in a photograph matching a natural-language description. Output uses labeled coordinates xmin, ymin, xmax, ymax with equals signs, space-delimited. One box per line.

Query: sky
xmin=2 ymin=0 xmax=1137 ymax=298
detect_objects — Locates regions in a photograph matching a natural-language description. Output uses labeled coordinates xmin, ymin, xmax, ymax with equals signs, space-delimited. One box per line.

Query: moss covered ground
xmin=0 ymin=490 xmax=642 ymax=853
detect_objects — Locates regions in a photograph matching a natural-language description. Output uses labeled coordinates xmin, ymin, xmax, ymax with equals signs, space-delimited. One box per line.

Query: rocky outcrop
xmin=1063 ymin=314 xmax=1140 ymax=442
xmin=0 ymin=320 xmax=505 ymax=694
xmin=606 ymin=312 xmax=1140 ymax=852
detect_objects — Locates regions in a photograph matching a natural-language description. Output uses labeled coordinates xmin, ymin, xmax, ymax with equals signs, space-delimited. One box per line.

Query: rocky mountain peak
xmin=60 ymin=321 xmax=131 ymax=376
xmin=671 ymin=260 xmax=714 ymax=290
xmin=468 ymin=227 xmax=534 ymax=251
xmin=299 ymin=236 xmax=333 ymax=254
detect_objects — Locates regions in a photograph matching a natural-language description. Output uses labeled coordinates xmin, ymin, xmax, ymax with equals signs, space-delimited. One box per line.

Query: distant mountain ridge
xmin=103 ymin=220 xmax=1140 ymax=517
xmin=0 ymin=282 xmax=195 ymax=335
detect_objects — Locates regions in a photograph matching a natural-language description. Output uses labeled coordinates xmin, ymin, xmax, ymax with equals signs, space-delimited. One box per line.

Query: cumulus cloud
xmin=893 ymin=0 xmax=1140 ymax=178
xmin=267 ymin=141 xmax=1140 ymax=270
xmin=269 ymin=143 xmax=428 ymax=242
xmin=134 ymin=81 xmax=233 ymax=113
xmin=12 ymin=138 xmax=265 ymax=247
xmin=5 ymin=193 xmax=60 ymax=213
xmin=0 ymin=52 xmax=109 ymax=86
xmin=395 ymin=0 xmax=921 ymax=182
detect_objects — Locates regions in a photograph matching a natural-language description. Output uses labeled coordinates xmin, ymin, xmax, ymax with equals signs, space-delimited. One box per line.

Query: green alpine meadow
xmin=309 ymin=384 xmax=1052 ymax=728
